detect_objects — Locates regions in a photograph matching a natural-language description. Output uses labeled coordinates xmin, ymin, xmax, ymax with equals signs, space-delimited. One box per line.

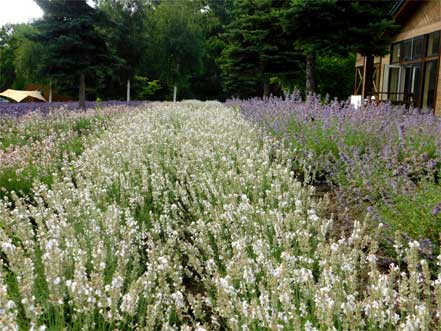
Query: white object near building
xmin=350 ymin=95 xmax=362 ymax=109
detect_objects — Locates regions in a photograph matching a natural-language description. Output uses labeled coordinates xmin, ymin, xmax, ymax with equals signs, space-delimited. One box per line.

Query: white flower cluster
xmin=0 ymin=101 xmax=440 ymax=330
xmin=0 ymin=269 xmax=18 ymax=331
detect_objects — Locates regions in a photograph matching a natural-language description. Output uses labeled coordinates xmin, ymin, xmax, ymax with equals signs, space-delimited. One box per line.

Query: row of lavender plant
xmin=229 ymin=95 xmax=441 ymax=248
xmin=0 ymin=100 xmax=145 ymax=117
xmin=1 ymin=101 xmax=440 ymax=330
xmin=0 ymin=104 xmax=144 ymax=200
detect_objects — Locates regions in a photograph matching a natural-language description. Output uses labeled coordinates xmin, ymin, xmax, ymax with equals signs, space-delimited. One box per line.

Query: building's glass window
xmin=427 ymin=31 xmax=440 ymax=56
xmin=386 ymin=30 xmax=441 ymax=110
xmin=412 ymin=36 xmax=424 ymax=60
xmin=402 ymin=39 xmax=413 ymax=61
xmin=381 ymin=64 xmax=390 ymax=101
xmin=403 ymin=63 xmax=422 ymax=105
xmin=391 ymin=43 xmax=400 ymax=63
xmin=422 ymin=60 xmax=438 ymax=109
xmin=388 ymin=67 xmax=401 ymax=102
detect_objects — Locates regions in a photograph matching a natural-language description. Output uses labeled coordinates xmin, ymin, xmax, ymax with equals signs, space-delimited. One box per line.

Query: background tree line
xmin=0 ymin=0 xmax=396 ymax=103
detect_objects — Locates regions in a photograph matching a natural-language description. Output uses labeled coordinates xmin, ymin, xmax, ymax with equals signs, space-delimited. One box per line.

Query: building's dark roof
xmin=389 ymin=0 xmax=406 ymax=16
xmin=388 ymin=0 xmax=422 ymax=24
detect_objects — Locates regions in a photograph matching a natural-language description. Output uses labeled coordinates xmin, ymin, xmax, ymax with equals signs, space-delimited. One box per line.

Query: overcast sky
xmin=0 ymin=0 xmax=43 ymax=27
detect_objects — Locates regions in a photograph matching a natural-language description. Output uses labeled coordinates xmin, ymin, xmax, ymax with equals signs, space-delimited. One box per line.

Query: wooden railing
xmin=374 ymin=92 xmax=415 ymax=106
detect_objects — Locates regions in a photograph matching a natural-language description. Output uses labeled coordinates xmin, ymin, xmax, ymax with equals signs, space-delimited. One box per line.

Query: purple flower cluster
xmin=229 ymin=95 xmax=441 ymax=242
xmin=0 ymin=100 xmax=145 ymax=117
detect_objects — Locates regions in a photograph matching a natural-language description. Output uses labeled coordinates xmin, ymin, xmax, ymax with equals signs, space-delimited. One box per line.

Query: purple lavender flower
xmin=0 ymin=100 xmax=145 ymax=118
xmin=432 ymin=202 xmax=441 ymax=216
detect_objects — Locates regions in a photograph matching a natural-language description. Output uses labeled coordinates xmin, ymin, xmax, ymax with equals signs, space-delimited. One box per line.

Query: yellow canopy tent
xmin=0 ymin=89 xmax=47 ymax=102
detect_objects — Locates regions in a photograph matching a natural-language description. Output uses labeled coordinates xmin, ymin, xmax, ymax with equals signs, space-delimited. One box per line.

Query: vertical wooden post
xmin=362 ymin=57 xmax=366 ymax=98
xmin=435 ymin=56 xmax=441 ymax=115
xmin=354 ymin=66 xmax=358 ymax=95
xmin=173 ymin=63 xmax=179 ymax=102
xmin=49 ymin=80 xmax=53 ymax=103
xmin=362 ymin=55 xmax=374 ymax=99
xmin=127 ymin=79 xmax=131 ymax=104
xmin=79 ymin=72 xmax=86 ymax=110
xmin=378 ymin=57 xmax=382 ymax=101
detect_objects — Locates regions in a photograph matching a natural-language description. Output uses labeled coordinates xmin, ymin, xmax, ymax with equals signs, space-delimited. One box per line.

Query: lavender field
xmin=230 ymin=95 xmax=441 ymax=248
xmin=0 ymin=101 xmax=440 ymax=330
xmin=0 ymin=103 xmax=145 ymax=201
xmin=0 ymin=101 xmax=145 ymax=117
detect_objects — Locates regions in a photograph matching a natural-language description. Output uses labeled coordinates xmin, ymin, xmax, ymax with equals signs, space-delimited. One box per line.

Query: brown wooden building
xmin=355 ymin=0 xmax=441 ymax=114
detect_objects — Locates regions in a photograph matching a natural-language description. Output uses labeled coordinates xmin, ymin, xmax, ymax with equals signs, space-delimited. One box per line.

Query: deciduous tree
xmin=149 ymin=0 xmax=204 ymax=101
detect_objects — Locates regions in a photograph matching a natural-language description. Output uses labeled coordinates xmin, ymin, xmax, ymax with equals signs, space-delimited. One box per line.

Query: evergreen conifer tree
xmin=35 ymin=0 xmax=114 ymax=108
xmin=220 ymin=0 xmax=302 ymax=98
xmin=281 ymin=0 xmax=397 ymax=94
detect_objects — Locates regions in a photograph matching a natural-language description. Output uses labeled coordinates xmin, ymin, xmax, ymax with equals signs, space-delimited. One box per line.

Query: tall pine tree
xmin=34 ymin=0 xmax=114 ymax=108
xmin=281 ymin=0 xmax=397 ymax=94
xmin=220 ymin=0 xmax=302 ymax=98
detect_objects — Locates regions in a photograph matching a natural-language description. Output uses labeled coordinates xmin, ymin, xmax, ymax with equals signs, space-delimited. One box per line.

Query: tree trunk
xmin=263 ymin=81 xmax=270 ymax=98
xmin=362 ymin=54 xmax=374 ymax=99
xmin=305 ymin=52 xmax=317 ymax=94
xmin=49 ymin=80 xmax=52 ymax=103
xmin=127 ymin=79 xmax=131 ymax=104
xmin=173 ymin=84 xmax=177 ymax=102
xmin=79 ymin=72 xmax=86 ymax=110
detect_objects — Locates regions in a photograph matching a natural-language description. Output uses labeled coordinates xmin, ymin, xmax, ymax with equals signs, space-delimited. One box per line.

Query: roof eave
xmin=389 ymin=0 xmax=406 ymax=17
